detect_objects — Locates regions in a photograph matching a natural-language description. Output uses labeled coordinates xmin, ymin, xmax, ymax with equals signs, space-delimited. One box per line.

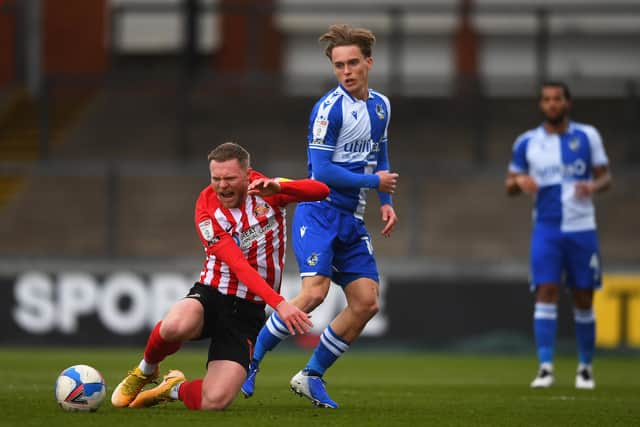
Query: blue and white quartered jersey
xmin=509 ymin=121 xmax=608 ymax=232
xmin=306 ymin=84 xmax=391 ymax=219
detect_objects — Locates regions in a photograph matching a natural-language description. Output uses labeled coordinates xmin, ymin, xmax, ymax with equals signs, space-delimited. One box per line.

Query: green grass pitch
xmin=1 ymin=347 xmax=638 ymax=426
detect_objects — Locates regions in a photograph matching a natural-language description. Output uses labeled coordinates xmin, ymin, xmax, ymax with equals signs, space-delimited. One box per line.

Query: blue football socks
xmin=533 ymin=303 xmax=557 ymax=365
xmin=304 ymin=326 xmax=350 ymax=376
xmin=252 ymin=312 xmax=291 ymax=364
xmin=574 ymin=308 xmax=595 ymax=365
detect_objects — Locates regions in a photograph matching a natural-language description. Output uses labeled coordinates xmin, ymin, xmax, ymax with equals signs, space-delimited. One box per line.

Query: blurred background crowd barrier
xmin=0 ymin=0 xmax=639 ymax=349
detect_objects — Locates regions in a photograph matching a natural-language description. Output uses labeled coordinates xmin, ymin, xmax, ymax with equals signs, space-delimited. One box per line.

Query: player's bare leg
xmin=291 ymin=276 xmax=332 ymax=312
xmin=200 ymin=360 xmax=248 ymax=410
xmin=329 ymin=277 xmax=379 ymax=342
xmin=159 ymin=298 xmax=206 ymax=342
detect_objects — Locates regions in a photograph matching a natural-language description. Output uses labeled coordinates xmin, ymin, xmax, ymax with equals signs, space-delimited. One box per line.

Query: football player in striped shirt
xmin=505 ymin=82 xmax=612 ymax=389
xmin=111 ymin=142 xmax=328 ymax=410
xmin=242 ymin=24 xmax=398 ymax=408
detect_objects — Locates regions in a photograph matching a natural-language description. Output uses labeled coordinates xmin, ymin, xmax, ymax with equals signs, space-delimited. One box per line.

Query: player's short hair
xmin=319 ymin=24 xmax=376 ymax=60
xmin=541 ymin=81 xmax=572 ymax=101
xmin=207 ymin=142 xmax=250 ymax=169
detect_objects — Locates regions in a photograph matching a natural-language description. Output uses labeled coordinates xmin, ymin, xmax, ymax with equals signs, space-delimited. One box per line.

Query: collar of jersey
xmin=537 ymin=120 xmax=576 ymax=136
xmin=337 ymin=84 xmax=374 ymax=103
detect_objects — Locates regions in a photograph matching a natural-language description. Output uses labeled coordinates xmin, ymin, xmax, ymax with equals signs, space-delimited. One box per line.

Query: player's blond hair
xmin=319 ymin=24 xmax=376 ymax=60
xmin=208 ymin=142 xmax=250 ymax=169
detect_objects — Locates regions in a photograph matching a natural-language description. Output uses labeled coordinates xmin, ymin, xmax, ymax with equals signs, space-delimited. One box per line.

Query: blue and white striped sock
xmin=252 ymin=312 xmax=291 ymax=364
xmin=574 ymin=307 xmax=595 ymax=365
xmin=534 ymin=303 xmax=557 ymax=365
xmin=304 ymin=326 xmax=350 ymax=376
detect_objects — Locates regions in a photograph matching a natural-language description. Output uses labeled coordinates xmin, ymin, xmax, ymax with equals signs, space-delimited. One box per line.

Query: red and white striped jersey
xmin=194 ymin=170 xmax=329 ymax=307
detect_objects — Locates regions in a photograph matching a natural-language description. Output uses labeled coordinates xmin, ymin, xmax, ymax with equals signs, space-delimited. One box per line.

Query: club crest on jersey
xmin=375 ymin=103 xmax=385 ymax=120
xmin=306 ymin=253 xmax=319 ymax=267
xmin=569 ymin=138 xmax=581 ymax=151
xmin=253 ymin=202 xmax=271 ymax=218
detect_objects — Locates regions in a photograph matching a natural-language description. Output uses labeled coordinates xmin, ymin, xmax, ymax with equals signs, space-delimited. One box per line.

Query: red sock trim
xmin=143 ymin=321 xmax=182 ymax=364
xmin=178 ymin=379 xmax=203 ymax=410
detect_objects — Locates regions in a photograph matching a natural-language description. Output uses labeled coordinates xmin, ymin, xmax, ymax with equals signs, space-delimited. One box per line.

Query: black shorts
xmin=185 ymin=283 xmax=266 ymax=371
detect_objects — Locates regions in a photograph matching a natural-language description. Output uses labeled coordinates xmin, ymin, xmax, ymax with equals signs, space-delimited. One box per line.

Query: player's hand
xmin=376 ymin=170 xmax=398 ymax=194
xmin=574 ymin=181 xmax=595 ymax=198
xmin=515 ymin=175 xmax=538 ymax=195
xmin=248 ymin=178 xmax=281 ymax=197
xmin=380 ymin=204 xmax=397 ymax=237
xmin=275 ymin=300 xmax=313 ymax=335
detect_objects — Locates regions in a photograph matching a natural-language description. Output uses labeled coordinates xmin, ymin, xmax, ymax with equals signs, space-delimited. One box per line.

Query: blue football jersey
xmin=509 ymin=121 xmax=608 ymax=232
xmin=307 ymin=85 xmax=391 ymax=219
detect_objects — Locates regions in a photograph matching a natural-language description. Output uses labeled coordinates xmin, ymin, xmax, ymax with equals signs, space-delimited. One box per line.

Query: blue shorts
xmin=292 ymin=202 xmax=379 ymax=287
xmin=530 ymin=223 xmax=602 ymax=291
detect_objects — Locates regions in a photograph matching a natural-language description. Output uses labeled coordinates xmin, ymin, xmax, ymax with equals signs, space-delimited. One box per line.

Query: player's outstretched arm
xmin=310 ymin=148 xmax=380 ymax=189
xmin=248 ymin=176 xmax=329 ymax=202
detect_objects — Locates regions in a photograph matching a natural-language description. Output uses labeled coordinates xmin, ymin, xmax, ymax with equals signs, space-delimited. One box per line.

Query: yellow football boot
xmin=128 ymin=370 xmax=186 ymax=408
xmin=111 ymin=366 xmax=159 ymax=407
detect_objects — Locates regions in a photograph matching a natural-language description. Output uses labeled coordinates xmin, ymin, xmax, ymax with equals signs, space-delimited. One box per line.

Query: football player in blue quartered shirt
xmin=241 ymin=24 xmax=399 ymax=408
xmin=505 ymin=81 xmax=612 ymax=390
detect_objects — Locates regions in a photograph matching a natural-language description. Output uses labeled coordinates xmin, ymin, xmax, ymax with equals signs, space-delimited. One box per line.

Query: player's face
xmin=330 ymin=45 xmax=373 ymax=100
xmin=539 ymin=86 xmax=570 ymax=125
xmin=209 ymin=159 xmax=250 ymax=208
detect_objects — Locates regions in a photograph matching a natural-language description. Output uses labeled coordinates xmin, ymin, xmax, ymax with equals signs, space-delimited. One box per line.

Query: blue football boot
xmin=240 ymin=360 xmax=259 ymax=398
xmin=290 ymin=370 xmax=338 ymax=408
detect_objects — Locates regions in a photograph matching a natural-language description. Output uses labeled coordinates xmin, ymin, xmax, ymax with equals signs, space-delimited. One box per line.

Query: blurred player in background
xmin=111 ymin=142 xmax=328 ymax=410
xmin=241 ymin=24 xmax=398 ymax=408
xmin=505 ymin=82 xmax=612 ymax=389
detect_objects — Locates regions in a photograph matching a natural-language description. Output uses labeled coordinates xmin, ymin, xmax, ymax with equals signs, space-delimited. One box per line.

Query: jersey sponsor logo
xmin=299 ymin=225 xmax=307 ymax=238
xmin=563 ymin=159 xmax=587 ymax=177
xmin=534 ymin=159 xmax=587 ymax=180
xmin=344 ymin=138 xmax=373 ymax=153
xmin=198 ymin=219 xmax=215 ymax=242
xmin=375 ymin=103 xmax=385 ymax=120
xmin=239 ymin=216 xmax=279 ymax=250
xmin=351 ymin=110 xmax=358 ymax=120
